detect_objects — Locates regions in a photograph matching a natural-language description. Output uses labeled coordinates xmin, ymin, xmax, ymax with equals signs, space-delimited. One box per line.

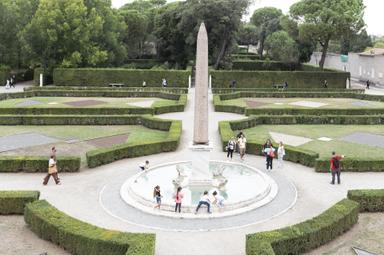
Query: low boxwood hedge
xmin=211 ymin=88 xmax=364 ymax=94
xmin=232 ymin=60 xmax=301 ymax=71
xmin=211 ymin=70 xmax=349 ymax=88
xmin=0 ymin=156 xmax=81 ymax=173
xmin=246 ymin=199 xmax=359 ymax=255
xmin=86 ymin=120 xmax=181 ymax=168
xmin=245 ymin=108 xmax=384 ymax=116
xmin=53 ymin=68 xmax=189 ymax=87
xmin=0 ymin=190 xmax=40 ymax=215
xmin=25 ymin=86 xmax=189 ymax=94
xmin=315 ymin=159 xmax=384 ymax=173
xmin=347 ymin=189 xmax=384 ymax=212
xmin=24 ymin=200 xmax=155 ymax=255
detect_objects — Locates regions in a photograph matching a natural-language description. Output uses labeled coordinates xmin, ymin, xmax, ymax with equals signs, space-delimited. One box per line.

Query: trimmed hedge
xmin=0 ymin=66 xmax=10 ymax=86
xmin=232 ymin=54 xmax=260 ymax=60
xmin=0 ymin=191 xmax=40 ymax=215
xmin=24 ymin=200 xmax=155 ymax=255
xmin=33 ymin=68 xmax=52 ymax=86
xmin=347 ymin=189 xmax=384 ymax=212
xmin=53 ymin=68 xmax=189 ymax=87
xmin=86 ymin=119 xmax=181 ymax=168
xmin=211 ymin=88 xmax=364 ymax=94
xmin=245 ymin=108 xmax=384 ymax=116
xmin=246 ymin=199 xmax=359 ymax=255
xmin=315 ymin=159 xmax=384 ymax=173
xmin=232 ymin=60 xmax=301 ymax=71
xmin=211 ymin=70 xmax=349 ymax=88
xmin=25 ymin=86 xmax=189 ymax=94
xmin=122 ymin=59 xmax=162 ymax=69
xmin=0 ymin=156 xmax=81 ymax=173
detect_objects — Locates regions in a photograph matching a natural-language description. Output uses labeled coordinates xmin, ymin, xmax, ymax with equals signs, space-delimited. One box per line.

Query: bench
xmin=272 ymin=84 xmax=287 ymax=90
xmin=108 ymin=83 xmax=124 ymax=87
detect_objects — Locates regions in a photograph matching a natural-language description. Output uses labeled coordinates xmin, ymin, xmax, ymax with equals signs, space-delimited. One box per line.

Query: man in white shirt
xmin=238 ymin=134 xmax=247 ymax=160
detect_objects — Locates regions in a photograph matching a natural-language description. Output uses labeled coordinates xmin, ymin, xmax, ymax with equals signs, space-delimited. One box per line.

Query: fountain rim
xmin=120 ymin=160 xmax=279 ymax=219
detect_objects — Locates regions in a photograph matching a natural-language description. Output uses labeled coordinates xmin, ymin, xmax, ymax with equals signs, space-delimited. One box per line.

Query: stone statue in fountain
xmin=172 ymin=164 xmax=188 ymax=188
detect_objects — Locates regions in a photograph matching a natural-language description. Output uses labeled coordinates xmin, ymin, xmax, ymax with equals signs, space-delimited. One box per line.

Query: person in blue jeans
xmin=195 ymin=191 xmax=211 ymax=214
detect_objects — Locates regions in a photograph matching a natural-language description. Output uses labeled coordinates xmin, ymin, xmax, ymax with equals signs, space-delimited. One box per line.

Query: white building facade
xmin=309 ymin=49 xmax=384 ymax=86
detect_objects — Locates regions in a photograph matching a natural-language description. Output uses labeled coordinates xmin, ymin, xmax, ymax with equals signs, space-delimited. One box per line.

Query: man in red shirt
xmin=330 ymin=151 xmax=345 ymax=185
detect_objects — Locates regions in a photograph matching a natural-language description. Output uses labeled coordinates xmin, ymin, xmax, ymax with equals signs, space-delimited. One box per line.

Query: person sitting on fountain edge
xmin=195 ymin=191 xmax=212 ymax=214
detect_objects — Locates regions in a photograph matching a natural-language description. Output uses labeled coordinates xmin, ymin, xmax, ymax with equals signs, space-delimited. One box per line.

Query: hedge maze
xmin=0 ymin=85 xmax=185 ymax=171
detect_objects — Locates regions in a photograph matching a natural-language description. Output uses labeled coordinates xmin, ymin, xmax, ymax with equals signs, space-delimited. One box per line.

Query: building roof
xmin=359 ymin=48 xmax=384 ymax=57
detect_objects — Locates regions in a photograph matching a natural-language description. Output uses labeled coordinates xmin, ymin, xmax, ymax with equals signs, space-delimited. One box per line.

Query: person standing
xmin=5 ymin=79 xmax=10 ymax=89
xmin=277 ymin=142 xmax=286 ymax=168
xmin=238 ymin=135 xmax=247 ymax=160
xmin=153 ymin=185 xmax=162 ymax=209
xmin=142 ymin=81 xmax=147 ymax=87
xmin=195 ymin=191 xmax=211 ymax=214
xmin=366 ymin=80 xmax=370 ymax=89
xmin=162 ymin=78 xmax=168 ymax=88
xmin=226 ymin=137 xmax=236 ymax=160
xmin=263 ymin=143 xmax=275 ymax=171
xmin=43 ymin=156 xmax=61 ymax=185
xmin=10 ymin=75 xmax=15 ymax=88
xmin=330 ymin=152 xmax=345 ymax=185
xmin=174 ymin=187 xmax=183 ymax=213
xmin=323 ymin=79 xmax=328 ymax=88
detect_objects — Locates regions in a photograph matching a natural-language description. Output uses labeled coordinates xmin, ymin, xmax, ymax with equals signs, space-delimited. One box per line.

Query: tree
xmin=20 ymin=0 xmax=108 ymax=69
xmin=340 ymin=29 xmax=372 ymax=54
xmin=237 ymin=23 xmax=258 ymax=46
xmin=290 ymin=0 xmax=365 ymax=69
xmin=280 ymin=15 xmax=315 ymax=62
xmin=251 ymin=7 xmax=283 ymax=59
xmin=265 ymin=31 xmax=299 ymax=62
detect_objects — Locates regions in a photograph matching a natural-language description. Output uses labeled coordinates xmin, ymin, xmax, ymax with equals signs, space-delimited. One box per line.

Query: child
xmin=277 ymin=142 xmax=286 ymax=168
xmin=153 ymin=185 xmax=162 ymax=209
xmin=139 ymin=160 xmax=150 ymax=171
xmin=174 ymin=187 xmax=183 ymax=213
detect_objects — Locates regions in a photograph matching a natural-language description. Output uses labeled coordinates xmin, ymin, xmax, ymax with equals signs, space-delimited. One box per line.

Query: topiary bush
xmin=246 ymin=199 xmax=359 ymax=255
xmin=347 ymin=189 xmax=384 ymax=212
xmin=53 ymin=68 xmax=190 ymax=87
xmin=0 ymin=190 xmax=40 ymax=215
xmin=0 ymin=156 xmax=81 ymax=173
xmin=24 ymin=200 xmax=155 ymax=255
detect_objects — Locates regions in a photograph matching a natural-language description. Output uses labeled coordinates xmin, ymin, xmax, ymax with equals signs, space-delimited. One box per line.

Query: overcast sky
xmin=112 ymin=0 xmax=383 ymax=36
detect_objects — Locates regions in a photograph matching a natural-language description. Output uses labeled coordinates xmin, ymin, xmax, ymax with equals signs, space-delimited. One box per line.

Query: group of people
xmin=142 ymin=78 xmax=168 ymax=88
xmin=152 ymin=186 xmax=225 ymax=214
xmin=226 ymin=131 xmax=247 ymax=160
xmin=4 ymin=75 xmax=16 ymax=89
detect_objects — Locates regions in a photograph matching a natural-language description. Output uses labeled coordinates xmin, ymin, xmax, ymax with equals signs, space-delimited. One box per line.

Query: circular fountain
xmin=120 ymin=160 xmax=278 ymax=217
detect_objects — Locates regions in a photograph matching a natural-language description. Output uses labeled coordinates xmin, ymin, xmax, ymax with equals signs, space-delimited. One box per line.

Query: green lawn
xmin=221 ymin=98 xmax=384 ymax=109
xmin=0 ymin=97 xmax=178 ymax=108
xmin=242 ymin=125 xmax=384 ymax=160
xmin=0 ymin=125 xmax=168 ymax=142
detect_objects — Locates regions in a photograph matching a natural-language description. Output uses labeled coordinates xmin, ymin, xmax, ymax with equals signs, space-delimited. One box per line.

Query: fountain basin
xmin=120 ymin=161 xmax=278 ymax=217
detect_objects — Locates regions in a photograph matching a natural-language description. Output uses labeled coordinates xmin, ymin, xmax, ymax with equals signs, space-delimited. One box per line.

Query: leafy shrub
xmin=246 ymin=199 xmax=359 ymax=255
xmin=347 ymin=189 xmax=384 ymax=212
xmin=0 ymin=66 xmax=10 ymax=86
xmin=0 ymin=191 xmax=40 ymax=215
xmin=24 ymin=200 xmax=155 ymax=255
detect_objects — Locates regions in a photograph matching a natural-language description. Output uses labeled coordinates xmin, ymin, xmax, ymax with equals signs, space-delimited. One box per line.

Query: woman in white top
xmin=277 ymin=141 xmax=286 ymax=168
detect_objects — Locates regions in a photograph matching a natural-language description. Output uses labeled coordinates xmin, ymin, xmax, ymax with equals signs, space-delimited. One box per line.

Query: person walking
xmin=5 ymin=79 xmax=10 ymax=89
xmin=323 ymin=79 xmax=328 ymax=88
xmin=195 ymin=191 xmax=211 ymax=214
xmin=174 ymin=187 xmax=183 ymax=213
xmin=366 ymin=80 xmax=370 ymax=89
xmin=263 ymin=143 xmax=275 ymax=171
xmin=139 ymin=160 xmax=150 ymax=171
xmin=330 ymin=152 xmax=345 ymax=185
xmin=226 ymin=137 xmax=236 ymax=160
xmin=162 ymin=78 xmax=168 ymax=88
xmin=43 ymin=156 xmax=61 ymax=185
xmin=238 ymin=134 xmax=247 ymax=160
xmin=142 ymin=80 xmax=147 ymax=87
xmin=153 ymin=185 xmax=162 ymax=209
xmin=277 ymin=142 xmax=286 ymax=168
xmin=10 ymin=75 xmax=15 ymax=88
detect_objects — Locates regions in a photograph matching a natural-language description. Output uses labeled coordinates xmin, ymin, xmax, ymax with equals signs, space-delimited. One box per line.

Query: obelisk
xmin=193 ymin=23 xmax=209 ymax=145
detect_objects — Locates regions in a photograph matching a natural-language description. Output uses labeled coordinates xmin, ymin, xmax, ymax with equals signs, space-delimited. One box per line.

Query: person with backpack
xmin=226 ymin=137 xmax=236 ymax=160
xmin=263 ymin=142 xmax=275 ymax=171
xmin=174 ymin=187 xmax=183 ymax=213
xmin=330 ymin=151 xmax=345 ymax=185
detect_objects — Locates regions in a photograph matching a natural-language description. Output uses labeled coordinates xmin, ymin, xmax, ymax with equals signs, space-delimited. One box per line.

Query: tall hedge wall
xmin=25 ymin=86 xmax=189 ymax=94
xmin=0 ymin=191 xmax=40 ymax=215
xmin=0 ymin=156 xmax=80 ymax=173
xmin=211 ymin=70 xmax=350 ymax=88
xmin=0 ymin=66 xmax=10 ymax=86
xmin=232 ymin=60 xmax=301 ymax=71
xmin=246 ymin=199 xmax=359 ymax=255
xmin=347 ymin=189 xmax=384 ymax=212
xmin=24 ymin=200 xmax=155 ymax=255
xmin=53 ymin=68 xmax=190 ymax=87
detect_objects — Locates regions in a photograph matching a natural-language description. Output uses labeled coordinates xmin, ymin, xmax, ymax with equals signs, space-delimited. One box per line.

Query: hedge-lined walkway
xmin=1 ymin=88 xmax=384 ymax=255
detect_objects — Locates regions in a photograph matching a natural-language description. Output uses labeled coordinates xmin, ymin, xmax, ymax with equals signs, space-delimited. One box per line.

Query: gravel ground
xmin=306 ymin=213 xmax=384 ymax=255
xmin=0 ymin=215 xmax=70 ymax=255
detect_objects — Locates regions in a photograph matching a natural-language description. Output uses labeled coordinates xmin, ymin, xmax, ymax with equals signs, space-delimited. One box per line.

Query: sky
xmin=112 ymin=0 xmax=383 ymax=36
